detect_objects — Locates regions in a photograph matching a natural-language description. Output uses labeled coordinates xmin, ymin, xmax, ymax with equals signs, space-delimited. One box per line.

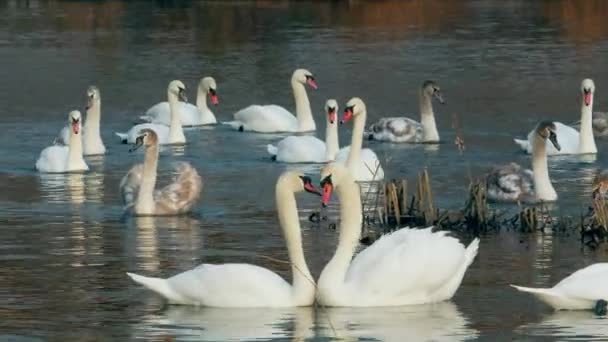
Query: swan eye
xmin=327 ymin=106 xmax=336 ymax=113
xmin=320 ymin=174 xmax=333 ymax=187
xmin=305 ymin=75 xmax=314 ymax=81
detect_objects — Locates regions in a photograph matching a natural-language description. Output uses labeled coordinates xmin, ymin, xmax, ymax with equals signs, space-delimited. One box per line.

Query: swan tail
xmin=464 ymin=238 xmax=480 ymax=267
xmin=115 ymin=132 xmax=128 ymax=144
xmin=127 ymin=272 xmax=181 ymax=302
xmin=513 ymin=138 xmax=529 ymax=152
xmin=222 ymin=121 xmax=244 ymax=131
xmin=267 ymin=144 xmax=278 ymax=156
xmin=510 ymin=284 xmax=563 ymax=308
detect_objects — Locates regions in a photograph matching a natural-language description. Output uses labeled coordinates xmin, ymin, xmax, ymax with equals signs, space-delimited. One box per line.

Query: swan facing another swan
xmin=487 ymin=121 xmax=560 ymax=203
xmin=120 ymin=129 xmax=202 ymax=216
xmin=36 ymin=110 xmax=89 ymax=173
xmin=316 ymin=163 xmax=479 ymax=307
xmin=224 ymin=69 xmax=317 ymax=133
xmin=335 ymin=97 xmax=384 ymax=181
xmin=514 ymin=79 xmax=597 ymax=155
xmin=365 ymin=80 xmax=445 ymax=143
xmin=267 ymin=99 xmax=339 ymax=163
xmin=141 ymin=77 xmax=219 ymax=126
xmin=55 ymin=86 xmax=106 ymax=155
xmin=126 ymin=171 xmax=321 ymax=307
xmin=511 ymin=263 xmax=608 ymax=313
xmin=115 ymin=80 xmax=187 ymax=145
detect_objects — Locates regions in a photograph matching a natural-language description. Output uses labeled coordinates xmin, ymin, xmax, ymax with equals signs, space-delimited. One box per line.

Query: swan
xmin=140 ymin=77 xmax=219 ymax=126
xmin=487 ymin=121 xmax=560 ymax=203
xmin=55 ymin=86 xmax=106 ymax=155
xmin=315 ymin=163 xmax=479 ymax=307
xmin=36 ymin=110 xmax=89 ymax=173
xmin=223 ymin=69 xmax=317 ymax=133
xmin=126 ymin=170 xmax=321 ymax=306
xmin=511 ymin=263 xmax=608 ymax=311
xmin=514 ymin=79 xmax=597 ymax=155
xmin=334 ymin=97 xmax=384 ymax=182
xmin=115 ymin=80 xmax=187 ymax=145
xmin=590 ymin=111 xmax=608 ymax=138
xmin=120 ymin=129 xmax=202 ymax=216
xmin=365 ymin=80 xmax=445 ymax=143
xmin=266 ymin=99 xmax=339 ymax=163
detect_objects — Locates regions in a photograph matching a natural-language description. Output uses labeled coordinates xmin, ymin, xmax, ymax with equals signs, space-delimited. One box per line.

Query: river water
xmin=1 ymin=0 xmax=608 ymax=341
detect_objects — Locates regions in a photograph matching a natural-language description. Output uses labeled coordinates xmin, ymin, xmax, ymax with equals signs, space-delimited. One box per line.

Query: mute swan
xmin=267 ymin=99 xmax=339 ymax=163
xmin=334 ymin=98 xmax=385 ymax=181
xmin=120 ymin=129 xmax=202 ymax=216
xmin=36 ymin=110 xmax=89 ymax=173
xmin=140 ymin=77 xmax=219 ymax=126
xmin=224 ymin=69 xmax=317 ymax=133
xmin=115 ymin=80 xmax=187 ymax=145
xmin=514 ymin=79 xmax=597 ymax=155
xmin=365 ymin=80 xmax=445 ymax=143
xmin=316 ymin=163 xmax=479 ymax=307
xmin=511 ymin=263 xmax=608 ymax=311
xmin=126 ymin=171 xmax=320 ymax=306
xmin=55 ymin=86 xmax=106 ymax=155
xmin=487 ymin=121 xmax=560 ymax=203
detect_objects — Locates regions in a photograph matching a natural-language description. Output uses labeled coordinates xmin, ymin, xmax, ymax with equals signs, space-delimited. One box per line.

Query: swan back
xmin=154 ymin=162 xmax=203 ymax=215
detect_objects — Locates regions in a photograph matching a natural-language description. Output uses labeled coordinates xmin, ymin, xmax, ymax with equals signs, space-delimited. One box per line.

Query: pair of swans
xmin=267 ymin=98 xmax=385 ymax=182
xmin=36 ymin=110 xmax=89 ymax=173
xmin=116 ymin=80 xmax=188 ymax=145
xmin=55 ymin=86 xmax=106 ymax=156
xmin=514 ymin=79 xmax=597 ymax=155
xmin=365 ymin=80 xmax=445 ymax=143
xmin=486 ymin=121 xmax=560 ymax=203
xmin=224 ymin=69 xmax=317 ymax=133
xmin=127 ymin=164 xmax=478 ymax=307
xmin=140 ymin=77 xmax=219 ymax=126
xmin=120 ymin=129 xmax=202 ymax=216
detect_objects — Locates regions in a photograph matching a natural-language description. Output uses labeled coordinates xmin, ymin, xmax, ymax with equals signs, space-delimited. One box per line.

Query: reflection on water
xmin=518 ymin=311 xmax=608 ymax=341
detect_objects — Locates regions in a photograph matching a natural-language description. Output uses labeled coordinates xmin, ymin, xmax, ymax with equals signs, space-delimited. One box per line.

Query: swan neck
xmin=68 ymin=126 xmax=84 ymax=167
xmin=346 ymin=110 xmax=366 ymax=169
xmin=83 ymin=101 xmax=102 ymax=146
xmin=275 ymin=184 xmax=315 ymax=305
xmin=168 ymin=92 xmax=185 ymax=143
xmin=532 ymin=135 xmax=556 ymax=201
xmin=136 ymin=145 xmax=159 ymax=214
xmin=419 ymin=92 xmax=439 ymax=142
xmin=196 ymin=84 xmax=209 ymax=114
xmin=579 ymin=95 xmax=597 ymax=153
xmin=325 ymin=120 xmax=339 ymax=161
xmin=292 ymin=80 xmax=315 ymax=132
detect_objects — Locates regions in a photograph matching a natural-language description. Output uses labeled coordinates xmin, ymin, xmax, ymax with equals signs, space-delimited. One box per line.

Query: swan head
xmin=325 ymin=99 xmax=338 ymax=124
xmin=293 ymin=69 xmax=317 ymax=90
xmin=592 ymin=171 xmax=608 ymax=200
xmin=581 ymin=78 xmax=595 ymax=107
xmin=201 ymin=77 xmax=219 ymax=105
xmin=341 ymin=97 xmax=366 ymax=124
xmin=536 ymin=121 xmax=560 ymax=151
xmin=130 ymin=129 xmax=158 ymax=152
xmin=319 ymin=163 xmax=354 ymax=207
xmin=69 ymin=110 xmax=82 ymax=135
xmin=422 ymin=80 xmax=445 ymax=104
xmin=277 ymin=171 xmax=321 ymax=196
xmin=86 ymin=86 xmax=100 ymax=109
xmin=169 ymin=80 xmax=188 ymax=102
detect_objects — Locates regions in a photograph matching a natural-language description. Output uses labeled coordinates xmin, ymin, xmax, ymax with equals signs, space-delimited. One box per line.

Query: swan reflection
xmin=518 ymin=310 xmax=608 ymax=341
xmin=39 ymin=172 xmax=86 ymax=204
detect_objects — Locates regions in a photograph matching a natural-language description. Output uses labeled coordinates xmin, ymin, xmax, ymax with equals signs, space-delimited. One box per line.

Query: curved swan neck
xmin=136 ymin=144 xmax=159 ymax=214
xmin=325 ymin=120 xmax=339 ymax=161
xmin=68 ymin=125 xmax=84 ymax=167
xmin=419 ymin=91 xmax=439 ymax=142
xmin=579 ymin=94 xmax=597 ymax=153
xmin=532 ymin=135 xmax=556 ymax=201
xmin=291 ymin=79 xmax=315 ymax=132
xmin=346 ymin=109 xmax=366 ymax=169
xmin=196 ymin=83 xmax=209 ymax=115
xmin=168 ymin=91 xmax=185 ymax=143
xmin=318 ymin=174 xmax=362 ymax=289
xmin=275 ymin=184 xmax=315 ymax=305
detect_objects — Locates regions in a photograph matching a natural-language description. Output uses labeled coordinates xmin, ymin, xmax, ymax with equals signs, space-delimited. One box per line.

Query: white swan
xmin=36 ymin=110 xmax=89 ymax=173
xmin=487 ymin=121 xmax=560 ymax=203
xmin=334 ymin=97 xmax=384 ymax=182
xmin=365 ymin=80 xmax=445 ymax=143
xmin=126 ymin=171 xmax=320 ymax=306
xmin=120 ymin=129 xmax=202 ymax=216
xmin=315 ymin=163 xmax=479 ymax=307
xmin=224 ymin=69 xmax=317 ymax=133
xmin=115 ymin=80 xmax=187 ymax=145
xmin=140 ymin=77 xmax=219 ymax=126
xmin=514 ymin=79 xmax=597 ymax=155
xmin=267 ymin=99 xmax=339 ymax=163
xmin=55 ymin=86 xmax=106 ymax=155
xmin=511 ymin=263 xmax=608 ymax=311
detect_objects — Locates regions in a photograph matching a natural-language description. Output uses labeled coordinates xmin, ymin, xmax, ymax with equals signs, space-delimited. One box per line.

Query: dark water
xmin=2 ymin=0 xmax=608 ymax=340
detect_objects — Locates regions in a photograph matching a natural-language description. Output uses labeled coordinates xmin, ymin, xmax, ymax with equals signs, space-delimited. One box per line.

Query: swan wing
xmin=272 ymin=136 xmax=327 ymax=163
xmin=154 ymin=162 xmax=203 ymax=215
xmin=553 ymin=263 xmax=608 ymax=301
xmin=120 ymin=163 xmax=143 ymax=208
xmin=486 ymin=162 xmax=533 ymax=202
xmin=228 ymin=105 xmax=298 ymax=132
xmin=365 ymin=117 xmax=422 ymax=142
xmin=142 ymin=102 xmax=203 ymax=126
xmin=54 ymin=126 xmax=70 ymax=145
xmin=334 ymin=146 xmax=384 ymax=181
xmin=515 ymin=122 xmax=579 ymax=155
xmin=35 ymin=145 xmax=69 ymax=173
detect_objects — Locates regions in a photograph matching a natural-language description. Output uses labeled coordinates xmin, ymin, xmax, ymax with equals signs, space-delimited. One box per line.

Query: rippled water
xmin=2 ymin=0 xmax=608 ymax=340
